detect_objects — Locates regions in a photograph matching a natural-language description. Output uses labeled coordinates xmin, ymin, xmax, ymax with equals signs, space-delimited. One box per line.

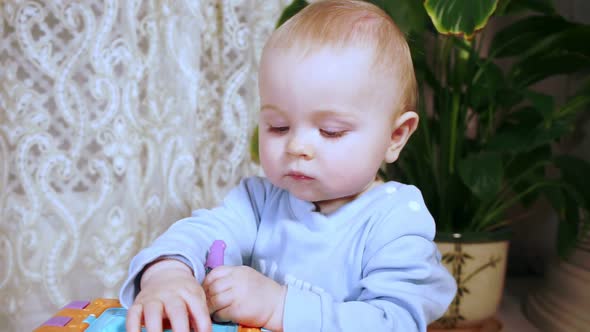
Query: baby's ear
xmin=384 ymin=111 xmax=419 ymax=163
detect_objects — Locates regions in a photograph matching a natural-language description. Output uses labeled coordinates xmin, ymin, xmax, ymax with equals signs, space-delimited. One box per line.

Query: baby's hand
xmin=126 ymin=259 xmax=212 ymax=332
xmin=203 ymin=266 xmax=286 ymax=331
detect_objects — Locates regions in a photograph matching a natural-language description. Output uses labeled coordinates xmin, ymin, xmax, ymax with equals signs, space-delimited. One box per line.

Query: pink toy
xmin=205 ymin=240 xmax=227 ymax=273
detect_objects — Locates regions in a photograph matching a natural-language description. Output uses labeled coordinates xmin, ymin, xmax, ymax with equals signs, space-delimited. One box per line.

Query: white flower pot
xmin=429 ymin=231 xmax=510 ymax=331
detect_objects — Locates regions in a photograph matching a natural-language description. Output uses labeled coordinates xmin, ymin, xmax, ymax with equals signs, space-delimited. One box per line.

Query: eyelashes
xmin=319 ymin=129 xmax=345 ymax=138
xmin=267 ymin=126 xmax=347 ymax=138
xmin=268 ymin=126 xmax=289 ymax=134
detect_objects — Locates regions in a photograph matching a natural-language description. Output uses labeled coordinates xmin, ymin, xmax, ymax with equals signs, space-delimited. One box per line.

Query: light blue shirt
xmin=120 ymin=176 xmax=456 ymax=331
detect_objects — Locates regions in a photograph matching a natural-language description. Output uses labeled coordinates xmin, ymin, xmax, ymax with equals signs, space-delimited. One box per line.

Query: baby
xmin=119 ymin=1 xmax=457 ymax=331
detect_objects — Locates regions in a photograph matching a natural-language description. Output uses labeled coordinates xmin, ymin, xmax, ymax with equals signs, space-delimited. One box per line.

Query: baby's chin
xmin=305 ymin=192 xmax=362 ymax=212
xmin=270 ymin=177 xmax=363 ymax=205
xmin=286 ymin=186 xmax=334 ymax=204
xmin=287 ymin=188 xmax=325 ymax=203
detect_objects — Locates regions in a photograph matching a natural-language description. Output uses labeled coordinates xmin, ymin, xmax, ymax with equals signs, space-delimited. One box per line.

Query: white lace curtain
xmin=0 ymin=1 xmax=288 ymax=330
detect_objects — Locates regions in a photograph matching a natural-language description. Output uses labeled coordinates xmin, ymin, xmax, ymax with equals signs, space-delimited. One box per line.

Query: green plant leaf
xmin=250 ymin=125 xmax=259 ymax=164
xmin=554 ymin=156 xmax=590 ymax=209
xmin=490 ymin=15 xmax=574 ymax=58
xmin=458 ymin=153 xmax=503 ymax=201
xmin=485 ymin=131 xmax=526 ymax=153
xmin=368 ymin=0 xmax=428 ymax=35
xmin=555 ymin=187 xmax=584 ymax=258
xmin=508 ymin=25 xmax=590 ymax=83
xmin=523 ymin=90 xmax=554 ymax=119
xmin=527 ymin=25 xmax=590 ymax=59
xmin=552 ymin=156 xmax=590 ymax=257
xmin=505 ymin=145 xmax=551 ymax=180
xmin=276 ymin=0 xmax=308 ymax=28
xmin=556 ymin=79 xmax=590 ymax=120
xmin=423 ymin=0 xmax=499 ymax=39
xmin=469 ymin=60 xmax=505 ymax=111
xmin=369 ymin=0 xmax=587 ymax=238
xmin=503 ymin=106 xmax=544 ymax=127
xmin=557 ymin=207 xmax=580 ymax=258
xmin=486 ymin=120 xmax=570 ymax=154
xmin=411 ymin=39 xmax=441 ymax=91
xmin=511 ymin=53 xmax=590 ymax=88
xmin=498 ymin=0 xmax=555 ymax=15
xmin=496 ymin=87 xmax=525 ymax=110
xmin=505 ymin=145 xmax=551 ymax=207
xmin=497 ymin=26 xmax=590 ymax=83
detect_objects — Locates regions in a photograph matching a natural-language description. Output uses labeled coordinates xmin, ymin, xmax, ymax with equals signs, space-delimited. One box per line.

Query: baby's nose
xmin=286 ymin=134 xmax=314 ymax=160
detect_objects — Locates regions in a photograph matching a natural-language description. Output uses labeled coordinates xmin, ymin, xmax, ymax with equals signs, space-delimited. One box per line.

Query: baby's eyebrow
xmin=260 ymin=105 xmax=358 ymax=123
xmin=260 ymin=104 xmax=285 ymax=114
xmin=312 ymin=109 xmax=358 ymax=122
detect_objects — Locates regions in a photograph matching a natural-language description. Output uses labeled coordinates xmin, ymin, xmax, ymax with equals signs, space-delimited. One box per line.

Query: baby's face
xmin=258 ymin=46 xmax=398 ymax=213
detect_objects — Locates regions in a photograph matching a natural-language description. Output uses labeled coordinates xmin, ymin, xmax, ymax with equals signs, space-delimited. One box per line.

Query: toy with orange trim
xmin=35 ymin=241 xmax=269 ymax=332
xmin=34 ymin=298 xmax=267 ymax=332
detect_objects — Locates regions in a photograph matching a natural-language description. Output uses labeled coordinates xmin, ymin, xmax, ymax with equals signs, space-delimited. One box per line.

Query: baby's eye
xmin=268 ymin=126 xmax=289 ymax=134
xmin=320 ymin=129 xmax=346 ymax=138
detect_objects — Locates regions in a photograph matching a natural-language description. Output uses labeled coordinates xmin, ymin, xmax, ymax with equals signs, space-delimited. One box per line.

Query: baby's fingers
xmin=126 ymin=303 xmax=144 ymax=332
xmin=207 ymin=288 xmax=232 ymax=315
xmin=143 ymin=301 xmax=164 ymax=332
xmin=165 ymin=299 xmax=190 ymax=332
xmin=185 ymin=294 xmax=212 ymax=332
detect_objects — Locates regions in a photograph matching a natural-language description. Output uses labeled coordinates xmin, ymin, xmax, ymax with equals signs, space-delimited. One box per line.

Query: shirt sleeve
xmin=282 ymin=185 xmax=457 ymax=332
xmin=118 ymin=176 xmax=272 ymax=307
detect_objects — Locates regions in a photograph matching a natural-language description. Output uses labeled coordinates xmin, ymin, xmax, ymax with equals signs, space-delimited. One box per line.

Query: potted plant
xmin=269 ymin=0 xmax=590 ymax=329
xmin=378 ymin=0 xmax=590 ymax=329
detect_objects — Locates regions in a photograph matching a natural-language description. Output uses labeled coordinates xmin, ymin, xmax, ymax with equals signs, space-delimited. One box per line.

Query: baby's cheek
xmin=330 ymin=153 xmax=380 ymax=184
xmin=264 ymin=139 xmax=284 ymax=154
xmin=259 ymin=143 xmax=282 ymax=176
xmin=329 ymin=159 xmax=359 ymax=179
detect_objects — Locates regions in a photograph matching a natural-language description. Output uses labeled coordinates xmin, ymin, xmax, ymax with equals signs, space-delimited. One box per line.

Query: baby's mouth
xmin=286 ymin=171 xmax=314 ymax=180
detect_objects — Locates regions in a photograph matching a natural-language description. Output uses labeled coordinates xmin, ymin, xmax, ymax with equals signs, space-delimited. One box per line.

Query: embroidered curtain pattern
xmin=0 ymin=0 xmax=288 ymax=330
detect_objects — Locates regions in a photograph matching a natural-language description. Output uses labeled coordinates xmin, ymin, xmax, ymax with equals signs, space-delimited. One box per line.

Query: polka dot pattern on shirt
xmin=385 ymin=186 xmax=397 ymax=194
xmin=408 ymin=201 xmax=421 ymax=211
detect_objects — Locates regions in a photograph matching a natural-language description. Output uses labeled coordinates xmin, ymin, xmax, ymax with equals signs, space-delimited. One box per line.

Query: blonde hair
xmin=263 ymin=0 xmax=417 ymax=115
